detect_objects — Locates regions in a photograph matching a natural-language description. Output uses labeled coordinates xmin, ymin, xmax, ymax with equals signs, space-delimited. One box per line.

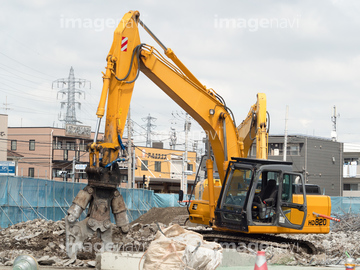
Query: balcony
xmin=343 ymin=163 xmax=360 ymax=178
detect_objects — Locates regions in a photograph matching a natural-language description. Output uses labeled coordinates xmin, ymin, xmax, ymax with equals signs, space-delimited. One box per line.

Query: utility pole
xmin=52 ymin=67 xmax=90 ymax=125
xmin=331 ymin=105 xmax=339 ymax=142
xmin=142 ymin=114 xmax=156 ymax=147
xmin=132 ymin=146 xmax=136 ymax=189
xmin=283 ymin=105 xmax=289 ymax=161
xmin=72 ymin=156 xmax=76 ymax=182
xmin=169 ymin=128 xmax=177 ymax=150
xmin=182 ymin=113 xmax=191 ymax=196
xmin=127 ymin=107 xmax=132 ymax=189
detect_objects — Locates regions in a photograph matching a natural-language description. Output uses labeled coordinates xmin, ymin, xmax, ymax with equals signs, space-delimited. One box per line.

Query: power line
xmin=0 ymin=51 xmax=57 ymax=79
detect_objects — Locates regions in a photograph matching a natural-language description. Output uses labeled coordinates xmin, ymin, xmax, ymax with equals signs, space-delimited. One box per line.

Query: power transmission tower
xmin=52 ymin=67 xmax=91 ymax=125
xmin=1 ymin=96 xmax=12 ymax=112
xmin=142 ymin=114 xmax=156 ymax=147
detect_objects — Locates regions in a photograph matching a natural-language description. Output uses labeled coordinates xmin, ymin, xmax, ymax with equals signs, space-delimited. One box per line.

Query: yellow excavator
xmin=65 ymin=10 xmax=331 ymax=258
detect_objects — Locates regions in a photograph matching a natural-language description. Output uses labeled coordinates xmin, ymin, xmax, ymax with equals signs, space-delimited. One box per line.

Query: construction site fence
xmin=3 ymin=176 xmax=354 ymax=229
xmin=0 ymin=176 xmax=187 ymax=229
xmin=331 ymin=196 xmax=360 ymax=215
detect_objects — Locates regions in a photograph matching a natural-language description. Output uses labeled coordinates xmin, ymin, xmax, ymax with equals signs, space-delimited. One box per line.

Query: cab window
xmin=222 ymin=168 xmax=252 ymax=209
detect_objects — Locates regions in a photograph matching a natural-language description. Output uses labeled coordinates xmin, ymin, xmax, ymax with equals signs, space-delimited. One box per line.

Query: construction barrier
xmin=1 ymin=176 xmax=357 ymax=229
xmin=0 ymin=176 xmax=184 ymax=229
xmin=331 ymin=196 xmax=360 ymax=215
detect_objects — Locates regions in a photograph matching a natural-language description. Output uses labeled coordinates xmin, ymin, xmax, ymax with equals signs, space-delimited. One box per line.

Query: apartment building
xmin=7 ymin=126 xmax=102 ymax=182
xmin=7 ymin=127 xmax=197 ymax=193
xmin=342 ymin=143 xmax=360 ymax=196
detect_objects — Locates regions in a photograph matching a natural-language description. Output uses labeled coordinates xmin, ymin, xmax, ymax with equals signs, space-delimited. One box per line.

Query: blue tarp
xmin=3 ymin=176 xmax=360 ymax=229
xmin=331 ymin=196 xmax=360 ymax=215
xmin=0 ymin=175 xmax=183 ymax=229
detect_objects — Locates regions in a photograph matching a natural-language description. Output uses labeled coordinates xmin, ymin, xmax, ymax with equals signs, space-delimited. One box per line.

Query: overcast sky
xmin=1 ymin=0 xmax=360 ymax=150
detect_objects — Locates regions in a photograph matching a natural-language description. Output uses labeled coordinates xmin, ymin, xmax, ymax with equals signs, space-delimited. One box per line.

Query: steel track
xmin=190 ymin=229 xmax=318 ymax=255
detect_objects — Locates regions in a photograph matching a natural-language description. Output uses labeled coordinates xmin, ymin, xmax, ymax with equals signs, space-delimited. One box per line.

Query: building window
xmin=155 ymin=161 xmax=161 ymax=172
xmin=344 ymin=183 xmax=358 ymax=191
xmin=79 ymin=141 xmax=86 ymax=151
xmin=64 ymin=150 xmax=68 ymax=161
xmin=29 ymin=140 xmax=35 ymax=151
xmin=53 ymin=168 xmax=61 ymax=178
xmin=268 ymin=143 xmax=300 ymax=156
xmin=141 ymin=160 xmax=148 ymax=171
xmin=11 ymin=140 xmax=17 ymax=150
xmin=55 ymin=141 xmax=63 ymax=149
xmin=288 ymin=144 xmax=300 ymax=156
xmin=187 ymin=163 xmax=194 ymax=171
xmin=28 ymin=168 xmax=34 ymax=177
xmin=66 ymin=141 xmax=76 ymax=150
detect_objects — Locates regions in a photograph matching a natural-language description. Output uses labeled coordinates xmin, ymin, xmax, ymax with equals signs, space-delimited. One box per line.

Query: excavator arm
xmin=237 ymin=92 xmax=268 ymax=160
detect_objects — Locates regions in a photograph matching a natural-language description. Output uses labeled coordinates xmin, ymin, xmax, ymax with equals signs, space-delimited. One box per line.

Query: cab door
xmin=277 ymin=172 xmax=307 ymax=230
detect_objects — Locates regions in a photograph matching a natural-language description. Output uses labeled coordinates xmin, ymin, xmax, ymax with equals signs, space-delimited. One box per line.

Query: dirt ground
xmin=131 ymin=206 xmax=189 ymax=225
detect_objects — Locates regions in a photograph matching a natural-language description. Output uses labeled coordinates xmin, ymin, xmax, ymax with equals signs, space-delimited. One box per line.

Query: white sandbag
xmin=143 ymin=224 xmax=222 ymax=270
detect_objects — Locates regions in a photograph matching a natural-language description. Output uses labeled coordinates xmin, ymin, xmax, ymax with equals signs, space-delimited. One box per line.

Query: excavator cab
xmin=213 ymin=158 xmax=307 ymax=233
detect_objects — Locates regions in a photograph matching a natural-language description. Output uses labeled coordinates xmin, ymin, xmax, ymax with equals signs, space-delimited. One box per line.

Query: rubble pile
xmin=0 ymin=218 xmax=160 ymax=267
xmin=0 ymin=210 xmax=360 ymax=267
xmin=268 ymin=230 xmax=360 ymax=266
xmin=332 ymin=213 xmax=360 ymax=232
xmin=0 ymin=219 xmax=69 ymax=267
xmin=268 ymin=213 xmax=360 ymax=266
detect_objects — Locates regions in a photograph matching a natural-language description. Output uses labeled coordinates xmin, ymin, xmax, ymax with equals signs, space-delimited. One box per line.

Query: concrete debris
xmin=37 ymin=255 xmax=56 ymax=265
xmin=332 ymin=213 xmax=360 ymax=232
xmin=87 ymin=260 xmax=96 ymax=268
xmin=0 ymin=217 xmax=160 ymax=268
xmin=0 ymin=210 xmax=360 ymax=267
xmin=4 ymin=260 xmax=13 ymax=266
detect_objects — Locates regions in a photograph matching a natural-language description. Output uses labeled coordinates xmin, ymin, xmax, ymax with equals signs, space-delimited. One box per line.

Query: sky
xmin=1 ymin=0 xmax=360 ymax=152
